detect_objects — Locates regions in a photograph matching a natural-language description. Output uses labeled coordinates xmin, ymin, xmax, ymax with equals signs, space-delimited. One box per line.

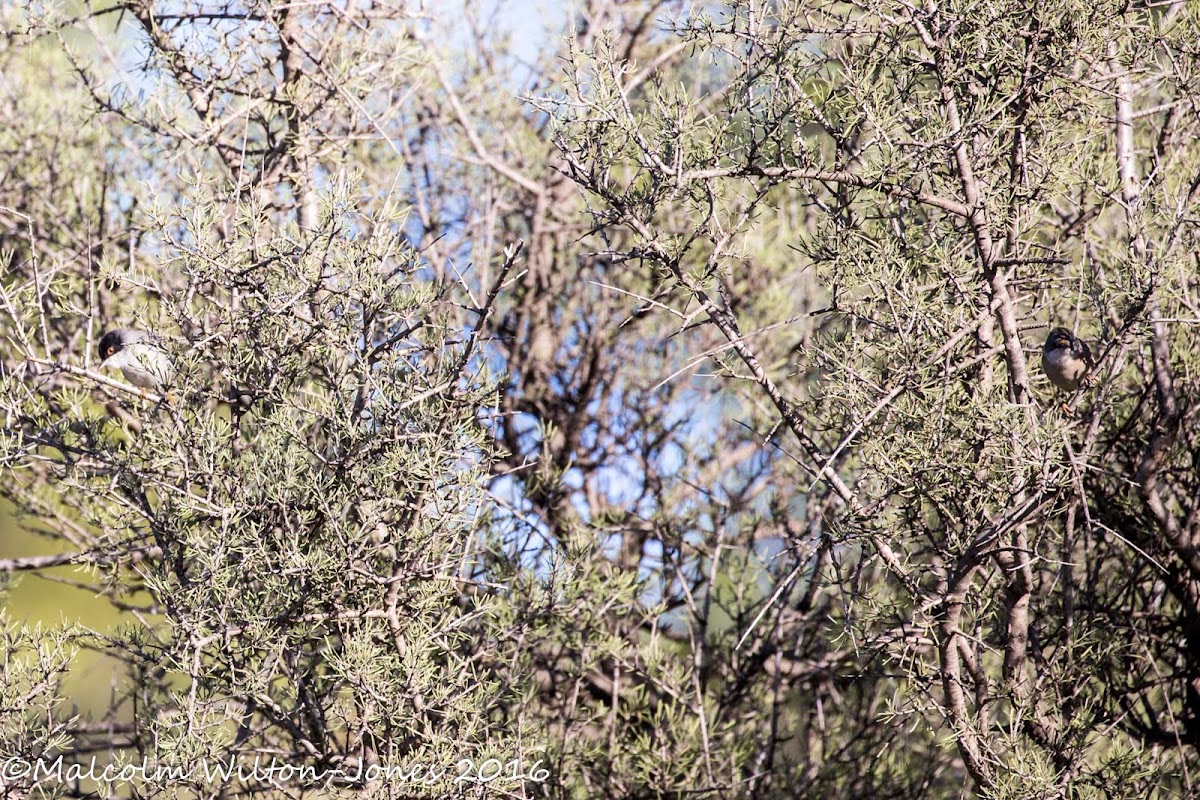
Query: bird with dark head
xmin=1041 ymin=327 xmax=1094 ymax=397
xmin=98 ymin=328 xmax=175 ymax=392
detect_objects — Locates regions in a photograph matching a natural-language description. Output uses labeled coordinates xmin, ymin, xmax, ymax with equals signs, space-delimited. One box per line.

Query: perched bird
xmin=98 ymin=328 xmax=176 ymax=392
xmin=1041 ymin=327 xmax=1094 ymax=401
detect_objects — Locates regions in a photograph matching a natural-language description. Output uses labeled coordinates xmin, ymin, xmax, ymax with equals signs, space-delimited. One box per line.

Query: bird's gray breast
xmin=115 ymin=342 xmax=175 ymax=389
xmin=1042 ymin=346 xmax=1086 ymax=391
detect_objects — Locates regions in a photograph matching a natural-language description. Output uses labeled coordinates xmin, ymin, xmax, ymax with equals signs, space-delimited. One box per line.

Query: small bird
xmin=98 ymin=328 xmax=176 ymax=392
xmin=1041 ymin=327 xmax=1094 ymax=403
